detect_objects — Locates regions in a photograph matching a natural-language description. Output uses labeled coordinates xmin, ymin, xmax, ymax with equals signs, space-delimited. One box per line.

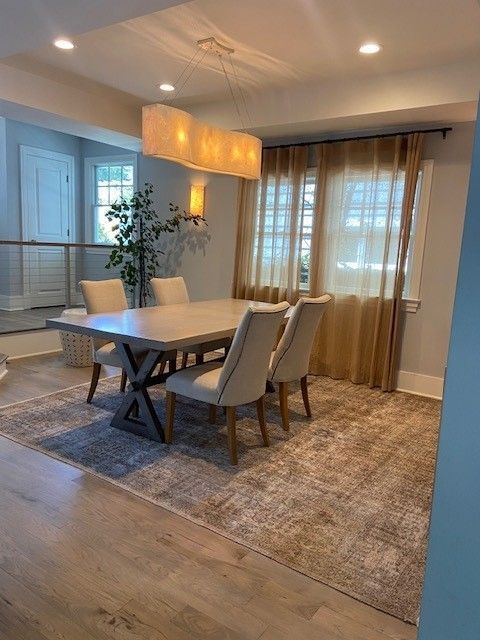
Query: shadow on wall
xmin=157 ymin=224 xmax=212 ymax=277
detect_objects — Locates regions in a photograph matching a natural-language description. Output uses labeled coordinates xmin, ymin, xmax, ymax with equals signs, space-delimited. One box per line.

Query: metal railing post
xmin=64 ymin=245 xmax=72 ymax=308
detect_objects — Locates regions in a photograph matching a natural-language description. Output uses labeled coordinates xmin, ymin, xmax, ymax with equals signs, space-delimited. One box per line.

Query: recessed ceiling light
xmin=359 ymin=42 xmax=381 ymax=55
xmin=54 ymin=38 xmax=75 ymax=50
xmin=159 ymin=83 xmax=175 ymax=92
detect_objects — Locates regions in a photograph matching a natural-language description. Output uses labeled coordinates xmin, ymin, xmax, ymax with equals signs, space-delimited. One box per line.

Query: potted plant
xmin=105 ymin=183 xmax=206 ymax=308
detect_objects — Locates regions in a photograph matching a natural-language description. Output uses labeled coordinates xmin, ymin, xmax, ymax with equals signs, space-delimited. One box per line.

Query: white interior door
xmin=21 ymin=146 xmax=74 ymax=308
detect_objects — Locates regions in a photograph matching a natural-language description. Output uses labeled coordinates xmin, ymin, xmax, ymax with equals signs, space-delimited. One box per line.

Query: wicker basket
xmin=59 ymin=308 xmax=93 ymax=367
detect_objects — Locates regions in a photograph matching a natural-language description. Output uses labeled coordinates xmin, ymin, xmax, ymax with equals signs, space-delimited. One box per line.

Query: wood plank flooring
xmin=0 ymin=354 xmax=418 ymax=639
xmin=0 ymin=306 xmax=65 ymax=334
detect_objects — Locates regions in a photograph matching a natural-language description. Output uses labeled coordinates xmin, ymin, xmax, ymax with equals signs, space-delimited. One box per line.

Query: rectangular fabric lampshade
xmin=142 ymin=104 xmax=261 ymax=180
xmin=190 ymin=184 xmax=205 ymax=217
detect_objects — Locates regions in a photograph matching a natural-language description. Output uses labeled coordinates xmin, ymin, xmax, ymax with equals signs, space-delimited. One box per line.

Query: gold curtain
xmin=233 ymin=133 xmax=424 ymax=390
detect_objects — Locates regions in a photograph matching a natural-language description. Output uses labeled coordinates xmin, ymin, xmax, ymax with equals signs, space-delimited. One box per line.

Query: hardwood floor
xmin=0 ymin=353 xmax=117 ymax=406
xmin=0 ymin=305 xmax=65 ymax=334
xmin=0 ymin=353 xmax=417 ymax=639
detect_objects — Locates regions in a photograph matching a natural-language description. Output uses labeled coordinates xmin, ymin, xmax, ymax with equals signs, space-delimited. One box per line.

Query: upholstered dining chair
xmin=165 ymin=301 xmax=290 ymax=464
xmin=268 ymin=295 xmax=331 ymax=431
xmin=151 ymin=276 xmax=232 ymax=367
xmin=80 ymin=279 xmax=176 ymax=404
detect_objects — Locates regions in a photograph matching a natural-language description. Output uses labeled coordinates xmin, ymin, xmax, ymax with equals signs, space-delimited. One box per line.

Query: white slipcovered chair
xmin=268 ymin=295 xmax=331 ymax=431
xmin=165 ymin=301 xmax=290 ymax=464
xmin=80 ymin=279 xmax=176 ymax=403
xmin=151 ymin=276 xmax=232 ymax=367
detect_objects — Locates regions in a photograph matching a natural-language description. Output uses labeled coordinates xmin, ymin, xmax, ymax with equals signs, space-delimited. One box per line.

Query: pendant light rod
xmin=229 ymin=54 xmax=253 ymax=129
xmin=164 ymin=47 xmax=208 ymax=105
xmin=197 ymin=36 xmax=249 ymax=130
xmin=218 ymin=52 xmax=246 ymax=131
xmin=163 ymin=48 xmax=201 ymax=104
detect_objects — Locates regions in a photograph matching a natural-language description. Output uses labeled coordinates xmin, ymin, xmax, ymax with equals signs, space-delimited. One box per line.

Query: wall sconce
xmin=189 ymin=184 xmax=205 ymax=217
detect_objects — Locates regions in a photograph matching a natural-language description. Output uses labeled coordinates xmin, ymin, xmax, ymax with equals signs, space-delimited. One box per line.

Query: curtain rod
xmin=262 ymin=126 xmax=452 ymax=150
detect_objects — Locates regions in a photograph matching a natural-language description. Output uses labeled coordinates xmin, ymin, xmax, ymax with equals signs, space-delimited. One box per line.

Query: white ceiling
xmin=0 ymin=0 xmax=190 ymax=59
xmin=4 ymin=0 xmax=480 ymax=106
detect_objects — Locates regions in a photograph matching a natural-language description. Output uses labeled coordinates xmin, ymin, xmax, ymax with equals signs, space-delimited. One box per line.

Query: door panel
xmin=34 ymin=166 xmax=68 ymax=238
xmin=21 ymin=147 xmax=73 ymax=308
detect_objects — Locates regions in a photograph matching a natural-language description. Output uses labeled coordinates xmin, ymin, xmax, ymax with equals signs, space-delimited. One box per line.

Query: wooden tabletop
xmin=47 ymin=298 xmax=282 ymax=351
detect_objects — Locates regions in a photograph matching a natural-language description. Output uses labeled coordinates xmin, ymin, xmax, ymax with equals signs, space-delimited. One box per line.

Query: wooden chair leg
xmin=86 ymin=363 xmax=101 ymax=404
xmin=300 ymin=375 xmax=312 ymax=417
xmin=168 ymin=357 xmax=177 ymax=374
xmin=120 ymin=369 xmax=127 ymax=393
xmin=208 ymin=404 xmax=217 ymax=424
xmin=181 ymin=352 xmax=188 ymax=369
xmin=158 ymin=361 xmax=167 ymax=375
xmin=226 ymin=406 xmax=238 ymax=465
xmin=195 ymin=354 xmax=204 ymax=365
xmin=278 ymin=381 xmax=289 ymax=431
xmin=256 ymin=396 xmax=269 ymax=447
xmin=165 ymin=391 xmax=176 ymax=444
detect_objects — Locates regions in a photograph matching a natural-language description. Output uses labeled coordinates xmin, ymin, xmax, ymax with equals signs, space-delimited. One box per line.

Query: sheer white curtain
xmin=233 ymin=146 xmax=309 ymax=302
xmin=233 ymin=134 xmax=424 ymax=390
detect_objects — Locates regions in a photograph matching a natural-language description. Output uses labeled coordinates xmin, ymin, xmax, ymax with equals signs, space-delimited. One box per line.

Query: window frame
xmin=84 ymin=154 xmax=138 ymax=246
xmin=252 ymin=159 xmax=433 ymax=313
xmin=402 ymin=159 xmax=433 ymax=312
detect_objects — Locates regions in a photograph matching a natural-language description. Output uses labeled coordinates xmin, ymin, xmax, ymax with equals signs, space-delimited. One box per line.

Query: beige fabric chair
xmin=165 ymin=301 xmax=290 ymax=464
xmin=151 ymin=276 xmax=189 ymax=306
xmin=151 ymin=277 xmax=232 ymax=367
xmin=268 ymin=295 xmax=331 ymax=431
xmin=80 ymin=279 xmax=176 ymax=403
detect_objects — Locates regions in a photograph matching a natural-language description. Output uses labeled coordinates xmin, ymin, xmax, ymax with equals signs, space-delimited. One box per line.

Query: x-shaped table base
xmin=110 ymin=342 xmax=175 ymax=442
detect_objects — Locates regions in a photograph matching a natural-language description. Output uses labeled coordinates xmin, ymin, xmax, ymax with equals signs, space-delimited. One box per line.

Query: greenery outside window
xmin=84 ymin=155 xmax=137 ymax=244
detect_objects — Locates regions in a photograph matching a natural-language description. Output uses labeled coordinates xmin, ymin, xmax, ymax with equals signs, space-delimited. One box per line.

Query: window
xmin=403 ymin=160 xmax=433 ymax=306
xmin=252 ymin=169 xmax=316 ymax=291
xmin=84 ymin=155 xmax=137 ymax=244
xmin=252 ymin=160 xmax=432 ymax=311
xmin=325 ymin=160 xmax=432 ymax=304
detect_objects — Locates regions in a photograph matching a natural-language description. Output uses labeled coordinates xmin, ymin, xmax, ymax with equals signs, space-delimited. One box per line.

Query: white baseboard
xmin=0 ymin=329 xmax=62 ymax=359
xmin=396 ymin=370 xmax=444 ymax=400
xmin=0 ymin=294 xmax=27 ymax=311
xmin=0 ymin=293 xmax=83 ymax=311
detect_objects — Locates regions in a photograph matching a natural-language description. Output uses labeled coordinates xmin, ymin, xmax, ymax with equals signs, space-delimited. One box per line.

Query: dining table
xmin=47 ymin=298 xmax=281 ymax=443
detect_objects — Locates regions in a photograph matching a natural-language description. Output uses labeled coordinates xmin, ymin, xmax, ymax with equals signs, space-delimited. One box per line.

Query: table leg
xmin=110 ymin=343 xmax=166 ymax=442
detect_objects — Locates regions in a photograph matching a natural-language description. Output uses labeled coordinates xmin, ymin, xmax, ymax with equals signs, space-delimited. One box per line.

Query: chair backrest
xmin=151 ymin=277 xmax=189 ymax=306
xmin=80 ymin=279 xmax=129 ymax=314
xmin=216 ymin=301 xmax=289 ymax=406
xmin=79 ymin=279 xmax=128 ymax=350
xmin=269 ymin=295 xmax=331 ymax=383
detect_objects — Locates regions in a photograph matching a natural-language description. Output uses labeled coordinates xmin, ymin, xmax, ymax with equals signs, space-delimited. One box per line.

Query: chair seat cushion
xmin=181 ymin=337 xmax=231 ymax=356
xmin=95 ymin=343 xmax=176 ymax=367
xmin=166 ymin=361 xmax=223 ymax=405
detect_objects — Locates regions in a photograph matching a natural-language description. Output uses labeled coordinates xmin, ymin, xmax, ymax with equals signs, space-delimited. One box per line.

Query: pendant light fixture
xmin=142 ymin=37 xmax=262 ymax=180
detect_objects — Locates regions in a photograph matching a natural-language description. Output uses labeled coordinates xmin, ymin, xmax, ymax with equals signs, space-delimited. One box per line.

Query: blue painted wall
xmin=3 ymin=118 xmax=82 ymax=240
xmin=418 ymin=106 xmax=480 ymax=638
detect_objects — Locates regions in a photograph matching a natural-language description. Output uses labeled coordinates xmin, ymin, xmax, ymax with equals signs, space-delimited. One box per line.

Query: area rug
xmin=0 ymin=375 xmax=440 ymax=622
